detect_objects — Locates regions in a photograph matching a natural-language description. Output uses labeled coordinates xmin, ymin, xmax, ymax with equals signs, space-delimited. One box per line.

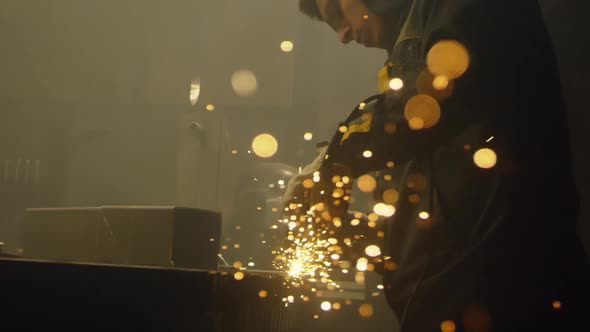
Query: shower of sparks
xmin=272 ymin=172 xmax=391 ymax=313
xmin=272 ymin=203 xmax=345 ymax=291
xmin=274 ymin=221 xmax=332 ymax=282
xmin=267 ymin=40 xmax=475 ymax=317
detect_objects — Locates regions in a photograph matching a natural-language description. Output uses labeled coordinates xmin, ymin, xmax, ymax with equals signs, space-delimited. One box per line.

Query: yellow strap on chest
xmin=338 ymin=63 xmax=389 ymax=144
xmin=378 ymin=63 xmax=392 ymax=94
xmin=340 ymin=116 xmax=372 ymax=144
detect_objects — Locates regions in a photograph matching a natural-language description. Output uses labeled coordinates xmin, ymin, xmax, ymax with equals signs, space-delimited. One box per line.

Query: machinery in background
xmin=20 ymin=206 xmax=220 ymax=270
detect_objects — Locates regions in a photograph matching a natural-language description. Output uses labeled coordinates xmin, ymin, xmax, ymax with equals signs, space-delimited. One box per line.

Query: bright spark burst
xmin=272 ymin=168 xmax=391 ymax=313
xmin=275 ymin=236 xmax=328 ymax=281
xmin=273 ymin=209 xmax=335 ymax=286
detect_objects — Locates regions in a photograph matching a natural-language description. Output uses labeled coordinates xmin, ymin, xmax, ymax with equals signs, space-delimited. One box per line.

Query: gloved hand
xmin=281 ymin=145 xmax=329 ymax=214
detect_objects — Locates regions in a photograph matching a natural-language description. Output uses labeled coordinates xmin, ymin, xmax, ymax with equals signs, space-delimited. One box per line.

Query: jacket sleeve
xmin=324 ymin=0 xmax=519 ymax=178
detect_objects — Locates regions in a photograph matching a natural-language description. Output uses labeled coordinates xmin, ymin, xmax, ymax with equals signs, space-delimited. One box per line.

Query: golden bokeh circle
xmin=440 ymin=320 xmax=456 ymax=332
xmin=359 ymin=303 xmax=374 ymax=318
xmin=280 ymin=40 xmax=294 ymax=52
xmin=373 ymin=203 xmax=395 ymax=217
xmin=382 ymin=189 xmax=399 ymax=204
xmin=408 ymin=117 xmax=425 ymax=130
xmin=389 ymin=78 xmax=404 ymax=90
xmin=303 ymin=179 xmax=314 ymax=189
xmin=404 ymin=94 xmax=441 ymax=129
xmin=433 ymin=75 xmax=450 ymax=90
xmin=416 ymin=69 xmax=454 ymax=102
xmin=365 ymin=245 xmax=382 ymax=257
xmin=427 ymin=40 xmax=470 ymax=79
xmin=332 ymin=188 xmax=344 ymax=198
xmin=252 ymin=133 xmax=278 ymax=158
xmin=357 ymin=174 xmax=377 ymax=192
xmin=231 ymin=69 xmax=258 ymax=97
xmin=333 ymin=218 xmax=342 ymax=227
xmin=473 ymin=148 xmax=497 ymax=169
xmin=408 ymin=194 xmax=420 ymax=204
xmin=368 ymin=213 xmax=379 ymax=222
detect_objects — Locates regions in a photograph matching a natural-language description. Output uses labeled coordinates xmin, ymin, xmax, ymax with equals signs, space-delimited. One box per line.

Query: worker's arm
xmin=324 ymin=0 xmax=515 ymax=178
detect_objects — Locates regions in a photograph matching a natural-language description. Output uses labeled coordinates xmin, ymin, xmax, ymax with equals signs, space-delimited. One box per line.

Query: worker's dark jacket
xmin=322 ymin=0 xmax=589 ymax=330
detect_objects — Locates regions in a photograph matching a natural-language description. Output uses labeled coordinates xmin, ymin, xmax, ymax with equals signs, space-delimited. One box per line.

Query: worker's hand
xmin=281 ymin=145 xmax=329 ymax=214
xmin=308 ymin=162 xmax=353 ymax=223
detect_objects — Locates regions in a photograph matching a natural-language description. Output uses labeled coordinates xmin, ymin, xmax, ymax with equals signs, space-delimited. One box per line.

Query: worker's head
xmin=298 ymin=0 xmax=410 ymax=50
